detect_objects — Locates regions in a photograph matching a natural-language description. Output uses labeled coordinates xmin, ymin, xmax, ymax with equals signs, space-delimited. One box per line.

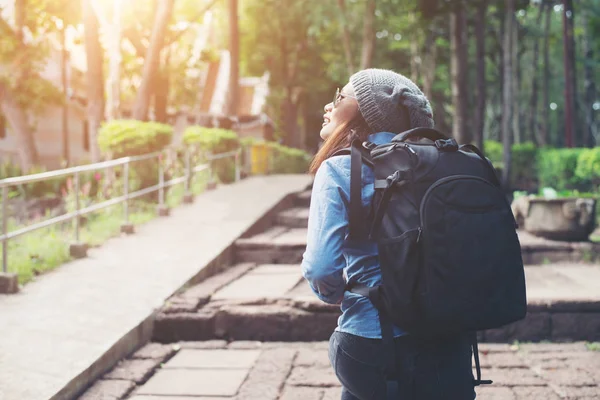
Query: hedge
xmin=98 ymin=120 xmax=173 ymax=157
xmin=239 ymin=137 xmax=310 ymax=175
xmin=537 ymin=148 xmax=588 ymax=192
xmin=484 ymin=141 xmax=599 ymax=193
xmin=183 ymin=127 xmax=240 ymax=183
xmin=576 ymin=147 xmax=600 ymax=188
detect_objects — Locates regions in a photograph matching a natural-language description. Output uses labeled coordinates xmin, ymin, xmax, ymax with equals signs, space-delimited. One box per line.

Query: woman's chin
xmin=320 ymin=126 xmax=332 ymax=141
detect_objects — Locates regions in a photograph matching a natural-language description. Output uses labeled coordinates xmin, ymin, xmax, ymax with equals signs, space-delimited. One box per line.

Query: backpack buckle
xmin=435 ymin=138 xmax=459 ymax=152
xmin=386 ymin=170 xmax=412 ymax=186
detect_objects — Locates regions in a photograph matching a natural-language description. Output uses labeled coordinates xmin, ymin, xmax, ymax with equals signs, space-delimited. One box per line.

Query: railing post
xmin=120 ymin=162 xmax=134 ymax=234
xmin=75 ymin=171 xmax=80 ymax=242
xmin=69 ymin=171 xmax=87 ymax=258
xmin=183 ymin=148 xmax=194 ymax=204
xmin=206 ymin=152 xmax=217 ymax=191
xmin=235 ymin=150 xmax=241 ymax=182
xmin=2 ymin=186 xmax=7 ymax=274
xmin=157 ymin=153 xmax=170 ymax=216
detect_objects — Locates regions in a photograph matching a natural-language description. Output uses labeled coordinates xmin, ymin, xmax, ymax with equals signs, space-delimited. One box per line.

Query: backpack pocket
xmin=377 ymin=228 xmax=422 ymax=330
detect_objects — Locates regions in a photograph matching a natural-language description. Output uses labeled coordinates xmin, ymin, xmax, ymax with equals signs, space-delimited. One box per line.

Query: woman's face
xmin=320 ymin=82 xmax=359 ymax=140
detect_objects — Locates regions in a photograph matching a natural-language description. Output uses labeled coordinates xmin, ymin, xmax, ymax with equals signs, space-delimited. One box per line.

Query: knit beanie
xmin=350 ymin=68 xmax=434 ymax=134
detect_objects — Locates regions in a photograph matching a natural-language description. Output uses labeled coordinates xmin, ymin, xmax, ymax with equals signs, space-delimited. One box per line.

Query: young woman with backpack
xmin=301 ymin=69 xmax=478 ymax=400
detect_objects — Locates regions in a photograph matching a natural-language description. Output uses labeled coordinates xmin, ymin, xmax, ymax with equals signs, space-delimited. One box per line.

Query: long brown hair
xmin=309 ymin=112 xmax=372 ymax=175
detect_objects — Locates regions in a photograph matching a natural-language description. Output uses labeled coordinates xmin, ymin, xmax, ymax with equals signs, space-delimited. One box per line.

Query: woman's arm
xmin=301 ymin=158 xmax=349 ymax=304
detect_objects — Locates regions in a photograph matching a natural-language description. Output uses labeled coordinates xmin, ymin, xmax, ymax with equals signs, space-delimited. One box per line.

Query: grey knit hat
xmin=350 ymin=68 xmax=434 ymax=134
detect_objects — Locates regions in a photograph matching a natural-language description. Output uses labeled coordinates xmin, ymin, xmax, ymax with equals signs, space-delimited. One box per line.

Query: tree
xmin=581 ymin=2 xmax=597 ymax=146
xmin=132 ymin=0 xmax=175 ymax=121
xmin=226 ymin=0 xmax=239 ymax=117
xmin=0 ymin=0 xmax=39 ymax=171
xmin=474 ymin=0 xmax=487 ymax=152
xmin=360 ymin=0 xmax=376 ymax=70
xmin=541 ymin=0 xmax=552 ymax=146
xmin=336 ymin=0 xmax=355 ymax=76
xmin=528 ymin=1 xmax=545 ymax=146
xmin=502 ymin=0 xmax=515 ymax=189
xmin=450 ymin=1 xmax=469 ymax=144
xmin=82 ymin=0 xmax=104 ymax=161
xmin=561 ymin=0 xmax=576 ymax=147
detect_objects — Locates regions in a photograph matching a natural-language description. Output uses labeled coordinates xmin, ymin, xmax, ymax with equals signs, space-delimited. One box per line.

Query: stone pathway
xmin=79 ymin=340 xmax=600 ymax=400
xmin=0 ymin=175 xmax=312 ymax=400
xmin=75 ymin=185 xmax=600 ymax=400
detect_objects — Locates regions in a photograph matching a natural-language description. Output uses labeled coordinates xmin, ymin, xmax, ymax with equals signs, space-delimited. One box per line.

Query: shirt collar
xmin=367 ymin=132 xmax=396 ymax=145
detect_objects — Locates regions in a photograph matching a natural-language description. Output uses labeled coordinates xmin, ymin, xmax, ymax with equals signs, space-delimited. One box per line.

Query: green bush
xmin=511 ymin=142 xmax=538 ymax=190
xmin=537 ymin=148 xmax=589 ymax=192
xmin=483 ymin=140 xmax=503 ymax=166
xmin=98 ymin=120 xmax=173 ymax=195
xmin=183 ymin=127 xmax=240 ymax=183
xmin=576 ymin=147 xmax=600 ymax=189
xmin=482 ymin=141 xmax=537 ymax=190
xmin=268 ymin=143 xmax=310 ymax=174
xmin=98 ymin=120 xmax=173 ymax=158
xmin=0 ymin=161 xmax=66 ymax=199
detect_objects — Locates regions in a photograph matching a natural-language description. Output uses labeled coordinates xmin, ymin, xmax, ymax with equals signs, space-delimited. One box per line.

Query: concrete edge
xmin=55 ymin=177 xmax=312 ymax=400
xmin=51 ymin=312 xmax=155 ymax=400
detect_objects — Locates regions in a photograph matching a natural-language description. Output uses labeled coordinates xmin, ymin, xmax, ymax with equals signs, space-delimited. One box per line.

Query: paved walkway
xmin=81 ymin=340 xmax=600 ymax=400
xmin=0 ymin=175 xmax=312 ymax=400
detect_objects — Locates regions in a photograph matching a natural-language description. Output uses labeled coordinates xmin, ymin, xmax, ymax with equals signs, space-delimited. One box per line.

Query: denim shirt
xmin=301 ymin=132 xmax=406 ymax=339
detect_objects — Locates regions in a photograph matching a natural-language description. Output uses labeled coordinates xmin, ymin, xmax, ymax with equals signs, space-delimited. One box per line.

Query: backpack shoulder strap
xmin=331 ymin=140 xmax=373 ymax=241
xmin=348 ymin=140 xmax=368 ymax=241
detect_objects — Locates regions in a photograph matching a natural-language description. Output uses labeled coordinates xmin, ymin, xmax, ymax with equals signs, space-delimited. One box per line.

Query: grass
xmin=1 ymin=171 xmax=209 ymax=285
xmin=586 ymin=342 xmax=600 ymax=351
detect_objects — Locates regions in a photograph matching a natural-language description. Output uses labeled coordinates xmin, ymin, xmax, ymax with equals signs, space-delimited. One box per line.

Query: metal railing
xmin=0 ymin=148 xmax=242 ymax=273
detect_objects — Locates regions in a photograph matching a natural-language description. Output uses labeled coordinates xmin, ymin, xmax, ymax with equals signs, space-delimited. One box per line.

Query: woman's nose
xmin=324 ymin=102 xmax=333 ymax=112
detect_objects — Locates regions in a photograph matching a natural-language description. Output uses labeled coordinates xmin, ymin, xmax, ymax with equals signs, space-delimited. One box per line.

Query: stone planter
xmin=512 ymin=196 xmax=597 ymax=242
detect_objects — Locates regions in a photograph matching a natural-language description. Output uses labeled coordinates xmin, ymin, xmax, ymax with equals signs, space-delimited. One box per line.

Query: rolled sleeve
xmin=301 ymin=158 xmax=349 ymax=304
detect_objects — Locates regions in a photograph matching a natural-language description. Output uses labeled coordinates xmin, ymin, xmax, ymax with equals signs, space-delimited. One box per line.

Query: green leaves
xmin=98 ymin=120 xmax=174 ymax=158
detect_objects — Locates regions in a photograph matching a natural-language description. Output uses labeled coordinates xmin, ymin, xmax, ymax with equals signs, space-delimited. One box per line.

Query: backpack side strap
xmin=348 ymin=283 xmax=399 ymax=399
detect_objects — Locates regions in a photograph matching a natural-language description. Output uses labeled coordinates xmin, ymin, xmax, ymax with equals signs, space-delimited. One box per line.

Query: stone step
xmin=153 ymin=264 xmax=600 ymax=343
xmin=276 ymin=207 xmax=309 ymax=228
xmin=235 ymin=227 xmax=600 ymax=265
xmin=235 ymin=227 xmax=307 ymax=264
xmin=294 ymin=190 xmax=311 ymax=208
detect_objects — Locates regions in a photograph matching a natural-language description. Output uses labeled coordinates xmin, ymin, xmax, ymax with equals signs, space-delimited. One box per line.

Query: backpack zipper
xmin=418 ymin=175 xmax=499 ymax=242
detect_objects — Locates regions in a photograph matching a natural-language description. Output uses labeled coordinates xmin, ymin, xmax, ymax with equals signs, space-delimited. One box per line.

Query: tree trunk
xmin=529 ymin=2 xmax=545 ymax=145
xmin=82 ymin=0 xmax=104 ymax=161
xmin=450 ymin=2 xmax=469 ymax=144
xmin=1 ymin=0 xmax=39 ymax=171
xmin=502 ymin=0 xmax=514 ymax=189
xmin=474 ymin=0 xmax=487 ymax=153
xmin=226 ymin=0 xmax=240 ymax=117
xmin=132 ymin=0 xmax=174 ymax=121
xmin=360 ymin=0 xmax=376 ymax=70
xmin=512 ymin=15 xmax=521 ymax=144
xmin=0 ymin=85 xmax=38 ymax=171
xmin=422 ymin=23 xmax=437 ymax=101
xmin=106 ymin=0 xmax=122 ymax=120
xmin=61 ymin=26 xmax=70 ymax=165
xmin=581 ymin=3 xmax=597 ymax=146
xmin=154 ymin=49 xmax=170 ymax=123
xmin=421 ymin=26 xmax=437 ymax=102
xmin=336 ymin=0 xmax=355 ymax=76
xmin=541 ymin=0 xmax=551 ymax=146
xmin=562 ymin=0 xmax=576 ymax=147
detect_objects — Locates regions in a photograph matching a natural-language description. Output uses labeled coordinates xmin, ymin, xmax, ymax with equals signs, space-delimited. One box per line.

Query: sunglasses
xmin=333 ymin=88 xmax=357 ymax=108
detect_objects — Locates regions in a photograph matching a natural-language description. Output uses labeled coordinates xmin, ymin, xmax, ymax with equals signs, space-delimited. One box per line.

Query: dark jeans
xmin=329 ymin=331 xmax=476 ymax=400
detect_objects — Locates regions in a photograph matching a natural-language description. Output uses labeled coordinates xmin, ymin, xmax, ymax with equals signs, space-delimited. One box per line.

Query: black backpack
xmin=333 ymin=127 xmax=527 ymax=394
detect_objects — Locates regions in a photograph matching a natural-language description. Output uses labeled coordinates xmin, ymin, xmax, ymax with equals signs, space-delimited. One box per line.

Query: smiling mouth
xmin=322 ymin=116 xmax=331 ymax=127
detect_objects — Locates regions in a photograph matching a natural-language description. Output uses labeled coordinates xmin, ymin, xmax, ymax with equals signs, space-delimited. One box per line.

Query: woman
xmin=301 ymin=69 xmax=476 ymax=400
